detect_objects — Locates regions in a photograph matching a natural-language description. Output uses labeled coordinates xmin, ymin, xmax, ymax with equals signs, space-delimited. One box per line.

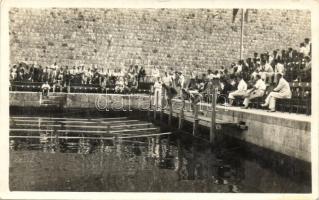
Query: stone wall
xmin=9 ymin=8 xmax=311 ymax=73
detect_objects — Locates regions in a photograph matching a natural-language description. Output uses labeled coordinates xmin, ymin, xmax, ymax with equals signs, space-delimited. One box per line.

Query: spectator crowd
xmin=10 ymin=38 xmax=311 ymax=112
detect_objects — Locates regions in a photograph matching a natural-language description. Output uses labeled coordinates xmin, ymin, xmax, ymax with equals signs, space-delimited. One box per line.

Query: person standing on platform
xmin=242 ymin=74 xmax=266 ymax=109
xmin=228 ymin=75 xmax=247 ymax=106
xmin=261 ymin=73 xmax=291 ymax=112
xmin=153 ymin=77 xmax=162 ymax=109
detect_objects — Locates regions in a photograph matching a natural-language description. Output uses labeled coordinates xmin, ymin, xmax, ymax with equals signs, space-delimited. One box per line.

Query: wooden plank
xmin=10 ymin=127 xmax=158 ymax=134
xmin=10 ymin=119 xmax=139 ymax=124
xmin=13 ymin=123 xmax=152 ymax=129
xmin=10 ymin=132 xmax=172 ymax=140
xmin=10 ymin=116 xmax=128 ymax=121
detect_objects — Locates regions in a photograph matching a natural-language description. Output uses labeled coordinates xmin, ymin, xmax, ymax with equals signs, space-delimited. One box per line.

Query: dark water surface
xmin=9 ymin=110 xmax=311 ymax=193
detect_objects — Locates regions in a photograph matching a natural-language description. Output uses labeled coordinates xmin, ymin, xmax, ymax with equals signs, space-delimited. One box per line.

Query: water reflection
xmin=9 ymin=116 xmax=310 ymax=193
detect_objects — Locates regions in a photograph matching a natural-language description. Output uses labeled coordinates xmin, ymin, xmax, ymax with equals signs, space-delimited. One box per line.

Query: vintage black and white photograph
xmin=1 ymin=0 xmax=319 ymax=198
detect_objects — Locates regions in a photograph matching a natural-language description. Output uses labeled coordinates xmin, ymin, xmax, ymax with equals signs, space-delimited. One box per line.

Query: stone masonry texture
xmin=9 ymin=8 xmax=311 ymax=74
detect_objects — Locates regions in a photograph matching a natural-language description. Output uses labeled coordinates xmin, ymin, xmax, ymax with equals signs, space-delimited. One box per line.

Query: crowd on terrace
xmin=10 ymin=38 xmax=311 ymax=113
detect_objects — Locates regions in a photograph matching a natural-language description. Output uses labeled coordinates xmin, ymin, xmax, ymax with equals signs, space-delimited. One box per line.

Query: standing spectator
xmin=162 ymin=71 xmax=172 ymax=87
xmin=261 ymin=73 xmax=291 ymax=112
xmin=242 ymin=74 xmax=266 ymax=109
xmin=228 ymin=75 xmax=247 ymax=106
xmin=62 ymin=66 xmax=69 ymax=87
xmin=153 ymin=77 xmax=162 ymax=107
xmin=178 ymin=72 xmax=185 ymax=88
xmin=299 ymin=43 xmax=308 ymax=57
xmin=304 ymin=38 xmax=311 ymax=56
xmin=42 ymin=66 xmax=49 ymax=82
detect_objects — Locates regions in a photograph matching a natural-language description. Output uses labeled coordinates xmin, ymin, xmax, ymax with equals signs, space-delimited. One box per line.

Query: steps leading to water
xmin=40 ymin=93 xmax=66 ymax=107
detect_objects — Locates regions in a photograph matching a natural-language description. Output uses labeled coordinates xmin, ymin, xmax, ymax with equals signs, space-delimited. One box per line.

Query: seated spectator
xmin=242 ymin=74 xmax=266 ymax=109
xmin=10 ymin=66 xmax=17 ymax=81
xmin=259 ymin=60 xmax=274 ymax=83
xmin=274 ymin=59 xmax=285 ymax=83
xmin=230 ymin=63 xmax=237 ymax=74
xmin=261 ymin=73 xmax=291 ymax=112
xmin=235 ymin=60 xmax=243 ymax=75
xmin=303 ymin=56 xmax=311 ymax=72
xmin=228 ymin=75 xmax=247 ymax=106
xmin=129 ymin=77 xmax=138 ymax=93
xmin=138 ymin=66 xmax=146 ymax=82
xmin=217 ymin=77 xmax=233 ymax=104
xmin=251 ymin=68 xmax=260 ymax=80
xmin=53 ymin=72 xmax=63 ymax=93
xmin=41 ymin=81 xmax=51 ymax=96
xmin=253 ymin=52 xmax=260 ymax=64
xmin=115 ymin=77 xmax=125 ymax=93
xmin=299 ymin=56 xmax=311 ymax=82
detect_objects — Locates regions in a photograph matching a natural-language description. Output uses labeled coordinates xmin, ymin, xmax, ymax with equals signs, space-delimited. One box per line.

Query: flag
xmin=232 ymin=9 xmax=239 ymax=23
xmin=232 ymin=9 xmax=249 ymax=23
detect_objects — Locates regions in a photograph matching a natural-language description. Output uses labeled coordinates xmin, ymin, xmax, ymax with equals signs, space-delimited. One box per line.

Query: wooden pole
xmin=178 ymin=97 xmax=185 ymax=130
xmin=193 ymin=103 xmax=199 ymax=136
xmin=154 ymin=90 xmax=158 ymax=120
xmin=240 ymin=9 xmax=245 ymax=60
xmin=160 ymin=87 xmax=165 ymax=125
xmin=210 ymin=87 xmax=217 ymax=143
xmin=168 ymin=99 xmax=173 ymax=128
xmin=147 ymin=93 xmax=151 ymax=121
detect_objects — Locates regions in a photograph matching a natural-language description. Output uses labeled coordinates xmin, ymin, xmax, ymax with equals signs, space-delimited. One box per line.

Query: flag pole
xmin=240 ymin=9 xmax=245 ymax=60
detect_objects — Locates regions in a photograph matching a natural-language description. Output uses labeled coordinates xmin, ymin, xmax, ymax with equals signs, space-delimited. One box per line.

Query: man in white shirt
xmin=151 ymin=66 xmax=160 ymax=82
xmin=162 ymin=72 xmax=172 ymax=87
xmin=242 ymin=74 xmax=266 ymax=108
xmin=299 ymin=43 xmax=309 ymax=57
xmin=274 ymin=59 xmax=285 ymax=83
xmin=41 ymin=81 xmax=51 ymax=96
xmin=228 ymin=75 xmax=247 ymax=106
xmin=259 ymin=60 xmax=274 ymax=83
xmin=153 ymin=77 xmax=163 ymax=109
xmin=178 ymin=72 xmax=185 ymax=89
xmin=304 ymin=38 xmax=311 ymax=56
xmin=261 ymin=73 xmax=291 ymax=112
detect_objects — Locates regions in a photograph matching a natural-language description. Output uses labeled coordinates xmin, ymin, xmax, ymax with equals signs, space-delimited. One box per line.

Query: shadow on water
xmin=9 ymin=107 xmax=311 ymax=193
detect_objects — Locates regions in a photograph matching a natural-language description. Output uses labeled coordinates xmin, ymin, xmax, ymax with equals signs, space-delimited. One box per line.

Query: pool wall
xmin=9 ymin=92 xmax=311 ymax=163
